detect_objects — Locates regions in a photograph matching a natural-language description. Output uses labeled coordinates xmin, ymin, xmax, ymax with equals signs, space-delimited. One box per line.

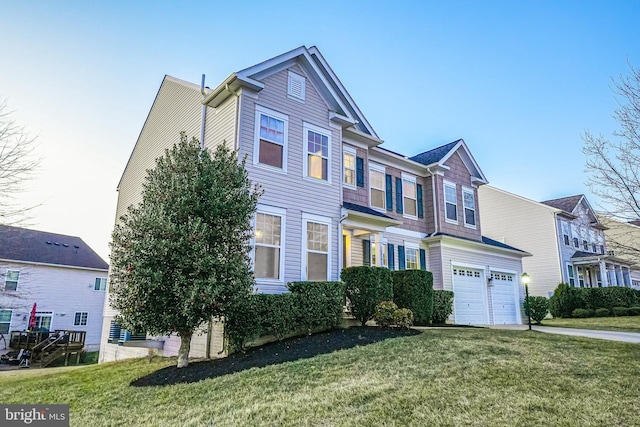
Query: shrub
xmin=572 ymin=308 xmax=593 ymax=318
xmin=594 ymin=308 xmax=610 ymax=317
xmin=613 ymin=306 xmax=629 ymax=316
xmin=342 ymin=266 xmax=393 ymax=326
xmin=628 ymin=306 xmax=640 ymax=316
xmin=432 ymin=290 xmax=454 ymax=324
xmin=549 ymin=283 xmax=579 ymax=318
xmin=525 ymin=296 xmax=549 ymax=324
xmin=288 ymin=281 xmax=345 ymax=333
xmin=579 ymin=287 xmax=640 ymax=310
xmin=374 ymin=301 xmax=398 ymax=328
xmin=392 ymin=270 xmax=434 ymax=325
xmin=394 ymin=308 xmax=414 ymax=329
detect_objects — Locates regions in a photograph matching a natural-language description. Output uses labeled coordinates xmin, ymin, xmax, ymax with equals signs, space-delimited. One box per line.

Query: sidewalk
xmin=489 ymin=324 xmax=640 ymax=343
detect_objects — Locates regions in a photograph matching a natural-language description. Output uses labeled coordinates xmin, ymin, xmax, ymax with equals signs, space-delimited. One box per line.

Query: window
xmin=343 ymin=147 xmax=356 ymax=187
xmin=4 ymin=270 xmax=19 ymax=291
xmin=254 ymin=106 xmax=288 ymax=170
xmin=34 ymin=311 xmax=53 ymax=331
xmin=462 ymin=188 xmax=476 ymax=227
xmin=578 ymin=268 xmax=585 ymax=287
xmin=583 ymin=240 xmax=588 ymax=251
xmin=567 ymin=264 xmax=575 ymax=286
xmin=402 ymin=175 xmax=418 ymax=217
xmin=573 ymin=237 xmax=579 ymax=248
xmin=0 ymin=309 xmax=11 ymax=334
xmin=405 ymin=246 xmax=419 ymax=270
xmin=304 ymin=123 xmax=330 ymax=181
xmin=74 ymin=312 xmax=88 ymax=326
xmin=600 ymin=245 xmax=605 ymax=255
xmin=370 ymin=235 xmax=387 ymax=267
xmin=444 ymin=182 xmax=457 ymax=223
xmin=592 ymin=243 xmax=597 ymax=253
xmin=287 ymin=71 xmax=306 ymax=101
xmin=369 ymin=164 xmax=386 ymax=210
xmin=254 ymin=209 xmax=284 ymax=281
xmin=94 ymin=278 xmax=107 ymax=291
xmin=304 ymin=215 xmax=330 ymax=281
xmin=563 ymin=234 xmax=570 ymax=246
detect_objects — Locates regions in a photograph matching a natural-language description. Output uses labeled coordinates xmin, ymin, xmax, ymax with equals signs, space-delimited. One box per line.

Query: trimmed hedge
xmin=394 ymin=308 xmax=414 ymax=329
xmin=342 ymin=266 xmax=393 ymax=326
xmin=613 ymin=306 xmax=629 ymax=316
xmin=392 ymin=270 xmax=434 ymax=325
xmin=549 ymin=283 xmax=579 ymax=318
xmin=572 ymin=308 xmax=594 ymax=318
xmin=224 ymin=281 xmax=345 ymax=351
xmin=374 ymin=301 xmax=397 ymax=328
xmin=432 ymin=290 xmax=454 ymax=324
xmin=594 ymin=308 xmax=610 ymax=317
xmin=525 ymin=296 xmax=549 ymax=324
xmin=629 ymin=306 xmax=640 ymax=316
xmin=550 ymin=283 xmax=640 ymax=318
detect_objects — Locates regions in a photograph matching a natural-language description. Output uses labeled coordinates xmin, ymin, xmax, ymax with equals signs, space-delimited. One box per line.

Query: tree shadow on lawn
xmin=131 ymin=327 xmax=421 ymax=387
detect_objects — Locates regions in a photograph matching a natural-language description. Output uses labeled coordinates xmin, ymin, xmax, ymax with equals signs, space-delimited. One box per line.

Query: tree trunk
xmin=177 ymin=329 xmax=192 ymax=368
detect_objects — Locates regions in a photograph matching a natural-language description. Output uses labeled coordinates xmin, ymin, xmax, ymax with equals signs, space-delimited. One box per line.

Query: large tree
xmin=109 ymin=133 xmax=261 ymax=368
xmin=0 ymin=98 xmax=40 ymax=225
xmin=583 ymin=63 xmax=640 ymax=261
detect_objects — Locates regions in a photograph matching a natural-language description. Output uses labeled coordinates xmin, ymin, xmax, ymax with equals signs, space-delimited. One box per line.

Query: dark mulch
xmin=131 ymin=326 xmax=421 ymax=387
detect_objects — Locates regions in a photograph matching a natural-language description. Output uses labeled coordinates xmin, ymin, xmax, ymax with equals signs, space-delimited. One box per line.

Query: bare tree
xmin=583 ymin=63 xmax=640 ymax=262
xmin=0 ymin=98 xmax=41 ymax=225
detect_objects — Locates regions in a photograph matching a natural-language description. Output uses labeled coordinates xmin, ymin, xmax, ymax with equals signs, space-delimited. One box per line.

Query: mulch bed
xmin=131 ymin=326 xmax=421 ymax=387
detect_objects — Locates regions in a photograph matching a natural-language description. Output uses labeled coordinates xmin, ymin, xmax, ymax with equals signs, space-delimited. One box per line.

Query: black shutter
xmin=398 ymin=245 xmax=406 ymax=270
xmin=387 ymin=243 xmax=395 ymax=270
xmin=363 ymin=239 xmax=371 ymax=266
xmin=396 ymin=177 xmax=403 ymax=214
xmin=356 ymin=157 xmax=365 ymax=188
xmin=386 ymin=174 xmax=393 ymax=211
xmin=419 ymin=249 xmax=427 ymax=270
xmin=417 ymin=184 xmax=424 ymax=218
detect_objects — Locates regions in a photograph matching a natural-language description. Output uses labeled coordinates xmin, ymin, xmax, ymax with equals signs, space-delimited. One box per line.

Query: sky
xmin=1 ymin=1 xmax=639 ymax=262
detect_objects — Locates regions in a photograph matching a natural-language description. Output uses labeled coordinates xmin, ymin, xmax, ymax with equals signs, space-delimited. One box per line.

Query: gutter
xmin=427 ymin=166 xmax=439 ymax=237
xmin=200 ymin=74 xmax=207 ymax=150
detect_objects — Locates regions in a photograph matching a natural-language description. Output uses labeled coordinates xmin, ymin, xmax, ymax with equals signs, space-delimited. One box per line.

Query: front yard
xmin=0 ymin=328 xmax=638 ymax=426
xmin=542 ymin=315 xmax=640 ymax=333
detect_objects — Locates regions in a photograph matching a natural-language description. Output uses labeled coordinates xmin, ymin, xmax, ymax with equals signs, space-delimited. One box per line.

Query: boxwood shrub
xmin=373 ymin=300 xmax=397 ymax=328
xmin=572 ymin=308 xmax=593 ymax=318
xmin=613 ymin=306 xmax=629 ymax=316
xmin=549 ymin=283 xmax=579 ymax=318
xmin=525 ymin=296 xmax=549 ymax=324
xmin=432 ymin=290 xmax=454 ymax=324
xmin=288 ymin=281 xmax=345 ymax=333
xmin=394 ymin=308 xmax=414 ymax=329
xmin=341 ymin=266 xmax=393 ymax=326
xmin=392 ymin=270 xmax=433 ymax=325
xmin=629 ymin=306 xmax=640 ymax=316
xmin=594 ymin=308 xmax=610 ymax=317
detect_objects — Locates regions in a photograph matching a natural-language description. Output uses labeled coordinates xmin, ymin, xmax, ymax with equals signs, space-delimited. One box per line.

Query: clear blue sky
xmin=1 ymin=1 xmax=639 ymax=260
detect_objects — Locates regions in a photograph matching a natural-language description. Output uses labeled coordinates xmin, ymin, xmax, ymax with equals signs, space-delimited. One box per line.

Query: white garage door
xmin=453 ymin=267 xmax=488 ymax=325
xmin=491 ymin=272 xmax=520 ymax=325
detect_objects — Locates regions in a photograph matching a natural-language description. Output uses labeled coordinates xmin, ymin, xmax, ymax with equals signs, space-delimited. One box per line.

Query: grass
xmin=542 ymin=315 xmax=640 ymax=333
xmin=1 ymin=328 xmax=639 ymax=426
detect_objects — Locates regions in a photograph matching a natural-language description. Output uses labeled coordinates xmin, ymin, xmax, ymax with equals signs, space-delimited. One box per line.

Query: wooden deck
xmin=8 ymin=330 xmax=86 ymax=367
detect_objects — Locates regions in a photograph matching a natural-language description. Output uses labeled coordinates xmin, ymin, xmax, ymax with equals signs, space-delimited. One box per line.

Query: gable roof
xmin=409 ymin=139 xmax=488 ymax=184
xmin=0 ymin=225 xmax=108 ymax=270
xmin=409 ymin=140 xmax=461 ymax=165
xmin=541 ymin=195 xmax=584 ymax=214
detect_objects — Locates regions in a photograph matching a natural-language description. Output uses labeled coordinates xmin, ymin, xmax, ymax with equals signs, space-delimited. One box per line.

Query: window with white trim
xmin=369 ymin=164 xmax=386 ymax=210
xmin=405 ymin=245 xmax=420 ymax=270
xmin=304 ymin=216 xmax=330 ymax=281
xmin=254 ymin=106 xmax=288 ymax=171
xmin=74 ymin=312 xmax=88 ymax=326
xmin=343 ymin=147 xmax=356 ymax=188
xmin=254 ymin=210 xmax=284 ymax=281
xmin=370 ymin=235 xmax=387 ymax=267
xmin=94 ymin=278 xmax=107 ymax=291
xmin=444 ymin=182 xmax=457 ymax=223
xmin=288 ymin=71 xmax=306 ymax=101
xmin=0 ymin=309 xmax=11 ymax=334
xmin=304 ymin=123 xmax=331 ymax=181
xmin=4 ymin=270 xmax=19 ymax=291
xmin=462 ymin=188 xmax=476 ymax=227
xmin=402 ymin=174 xmax=417 ymax=218
xmin=567 ymin=264 xmax=575 ymax=286
xmin=573 ymin=237 xmax=579 ymax=248
xmin=34 ymin=311 xmax=53 ymax=331
xmin=563 ymin=234 xmax=570 ymax=246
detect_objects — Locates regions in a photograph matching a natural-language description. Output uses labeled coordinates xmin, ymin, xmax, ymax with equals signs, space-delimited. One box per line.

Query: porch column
xmin=599 ymin=260 xmax=609 ymax=287
xmin=608 ymin=264 xmax=617 ymax=286
xmin=615 ymin=265 xmax=623 ymax=287
xmin=374 ymin=232 xmax=383 ymax=267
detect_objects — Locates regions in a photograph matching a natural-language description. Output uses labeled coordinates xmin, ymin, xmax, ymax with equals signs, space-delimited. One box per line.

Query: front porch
xmin=571 ymin=252 xmax=634 ymax=288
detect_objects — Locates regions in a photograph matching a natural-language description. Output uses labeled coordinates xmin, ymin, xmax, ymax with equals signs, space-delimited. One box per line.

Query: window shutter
xmin=363 ymin=239 xmax=371 ymax=266
xmin=385 ymin=174 xmax=393 ymax=211
xmin=356 ymin=157 xmax=365 ymax=188
xmin=419 ymin=249 xmax=427 ymax=270
xmin=387 ymin=243 xmax=395 ymax=270
xmin=417 ymin=184 xmax=424 ymax=218
xmin=396 ymin=177 xmax=403 ymax=214
xmin=398 ymin=245 xmax=406 ymax=270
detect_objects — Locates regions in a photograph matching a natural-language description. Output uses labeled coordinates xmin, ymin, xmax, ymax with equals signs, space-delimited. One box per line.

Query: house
xmin=0 ymin=225 xmax=108 ymax=351
xmin=478 ymin=188 xmax=636 ymax=296
xmin=101 ymin=46 xmax=530 ymax=363
xmin=597 ymin=217 xmax=640 ymax=289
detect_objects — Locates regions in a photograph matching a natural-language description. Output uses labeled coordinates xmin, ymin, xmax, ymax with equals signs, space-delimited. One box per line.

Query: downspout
xmin=427 ymin=166 xmax=439 ymax=237
xmin=200 ymin=74 xmax=207 ymax=151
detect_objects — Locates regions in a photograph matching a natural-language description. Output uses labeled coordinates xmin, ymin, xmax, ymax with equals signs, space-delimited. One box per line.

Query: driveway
xmin=489 ymin=324 xmax=640 ymax=343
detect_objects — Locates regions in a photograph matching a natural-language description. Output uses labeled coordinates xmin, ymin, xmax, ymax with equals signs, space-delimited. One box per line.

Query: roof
xmin=343 ymin=202 xmax=396 ymax=220
xmin=570 ymin=251 xmax=597 ymax=259
xmin=409 ymin=140 xmax=461 ymax=166
xmin=429 ymin=232 xmax=529 ymax=254
xmin=0 ymin=225 xmax=108 ymax=270
xmin=541 ymin=195 xmax=583 ymax=214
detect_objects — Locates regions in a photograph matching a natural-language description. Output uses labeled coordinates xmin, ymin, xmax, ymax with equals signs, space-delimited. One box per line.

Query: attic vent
xmin=54 ymin=242 xmax=60 ymax=246
xmin=63 ymin=243 xmax=68 ymax=247
xmin=288 ymin=71 xmax=305 ymax=101
xmin=74 ymin=245 xmax=80 ymax=249
xmin=46 ymin=241 xmax=52 ymax=245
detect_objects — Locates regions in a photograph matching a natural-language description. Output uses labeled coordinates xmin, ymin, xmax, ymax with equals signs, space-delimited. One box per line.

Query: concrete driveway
xmin=490 ymin=324 xmax=640 ymax=343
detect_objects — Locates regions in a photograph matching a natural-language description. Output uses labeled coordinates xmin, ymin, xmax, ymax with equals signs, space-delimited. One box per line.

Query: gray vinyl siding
xmin=237 ymin=65 xmax=342 ymax=292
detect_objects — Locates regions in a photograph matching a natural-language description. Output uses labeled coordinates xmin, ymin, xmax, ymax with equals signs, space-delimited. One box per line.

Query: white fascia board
xmin=369 ymin=147 xmax=429 ymax=177
xmin=423 ymin=235 xmax=532 ymax=258
xmin=385 ymin=226 xmax=428 ymax=239
xmin=343 ymin=127 xmax=384 ymax=147
xmin=0 ymin=258 xmax=108 ymax=273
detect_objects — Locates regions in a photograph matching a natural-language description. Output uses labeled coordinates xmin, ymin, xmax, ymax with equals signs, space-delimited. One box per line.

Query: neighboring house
xmin=598 ymin=217 xmax=640 ymax=289
xmin=479 ymin=189 xmax=636 ymax=296
xmin=101 ymin=46 xmax=530 ymax=363
xmin=0 ymin=225 xmax=108 ymax=351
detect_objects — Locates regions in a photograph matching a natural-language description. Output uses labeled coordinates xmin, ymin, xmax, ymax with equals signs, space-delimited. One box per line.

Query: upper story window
xmin=592 ymin=243 xmax=597 ymax=253
xmin=462 ymin=188 xmax=476 ymax=228
xmin=563 ymin=234 xmax=570 ymax=246
xmin=288 ymin=71 xmax=306 ymax=101
xmin=303 ymin=123 xmax=330 ymax=182
xmin=304 ymin=214 xmax=331 ymax=281
xmin=343 ymin=147 xmax=356 ymax=188
xmin=600 ymin=245 xmax=605 ymax=255
xmin=254 ymin=106 xmax=288 ymax=171
xmin=573 ymin=237 xmax=579 ymax=248
xmin=74 ymin=312 xmax=88 ymax=326
xmin=4 ymin=270 xmax=19 ymax=291
xmin=254 ymin=207 xmax=285 ymax=282
xmin=583 ymin=240 xmax=588 ymax=251
xmin=369 ymin=164 xmax=386 ymax=210
xmin=94 ymin=278 xmax=107 ymax=291
xmin=402 ymin=174 xmax=418 ymax=218
xmin=444 ymin=181 xmax=458 ymax=223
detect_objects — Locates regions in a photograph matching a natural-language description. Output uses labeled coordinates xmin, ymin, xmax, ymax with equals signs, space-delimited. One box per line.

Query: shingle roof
xmin=0 ymin=225 xmax=108 ymax=270
xmin=408 ymin=140 xmax=461 ymax=166
xmin=541 ymin=195 xmax=583 ymax=214
xmin=430 ymin=232 xmax=528 ymax=254
xmin=343 ymin=202 xmax=396 ymax=220
xmin=571 ymin=251 xmax=599 ymax=259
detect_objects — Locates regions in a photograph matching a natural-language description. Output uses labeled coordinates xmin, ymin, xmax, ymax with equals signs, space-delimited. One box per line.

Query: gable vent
xmin=288 ymin=71 xmax=305 ymax=101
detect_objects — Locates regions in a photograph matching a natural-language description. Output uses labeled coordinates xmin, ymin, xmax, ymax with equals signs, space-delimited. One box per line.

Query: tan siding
xmin=478 ymin=186 xmax=562 ymax=297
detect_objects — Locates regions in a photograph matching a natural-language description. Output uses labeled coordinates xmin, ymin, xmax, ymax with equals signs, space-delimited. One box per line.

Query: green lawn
xmin=1 ymin=328 xmax=639 ymax=426
xmin=542 ymin=315 xmax=640 ymax=333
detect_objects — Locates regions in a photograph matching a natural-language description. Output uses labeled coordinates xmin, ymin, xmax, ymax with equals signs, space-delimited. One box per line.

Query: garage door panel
xmin=453 ymin=267 xmax=487 ymax=325
xmin=491 ymin=273 xmax=519 ymax=325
